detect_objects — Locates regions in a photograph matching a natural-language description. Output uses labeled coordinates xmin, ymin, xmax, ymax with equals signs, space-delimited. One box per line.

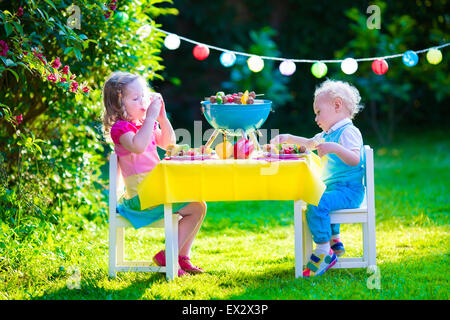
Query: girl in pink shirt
xmin=102 ymin=71 xmax=206 ymax=276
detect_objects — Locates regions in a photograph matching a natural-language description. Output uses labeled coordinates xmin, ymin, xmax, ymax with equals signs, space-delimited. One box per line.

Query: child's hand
xmin=146 ymin=93 xmax=162 ymax=120
xmin=150 ymin=93 xmax=167 ymax=121
xmin=156 ymin=96 xmax=167 ymax=121
xmin=316 ymin=142 xmax=339 ymax=157
xmin=145 ymin=102 xmax=160 ymax=120
xmin=270 ymin=134 xmax=290 ymax=145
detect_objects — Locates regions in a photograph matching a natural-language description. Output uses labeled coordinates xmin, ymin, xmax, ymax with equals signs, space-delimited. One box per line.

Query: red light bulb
xmin=193 ymin=45 xmax=210 ymax=60
xmin=372 ymin=59 xmax=388 ymax=75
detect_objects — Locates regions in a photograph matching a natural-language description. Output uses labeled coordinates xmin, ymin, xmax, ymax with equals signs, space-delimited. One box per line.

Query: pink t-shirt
xmin=110 ymin=120 xmax=160 ymax=179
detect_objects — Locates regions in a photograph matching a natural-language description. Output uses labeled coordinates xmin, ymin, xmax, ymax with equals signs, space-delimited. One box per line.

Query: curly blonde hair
xmin=101 ymin=71 xmax=148 ymax=142
xmin=314 ymin=79 xmax=364 ymax=119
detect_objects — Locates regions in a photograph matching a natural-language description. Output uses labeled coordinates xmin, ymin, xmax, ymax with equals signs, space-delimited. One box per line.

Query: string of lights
xmin=137 ymin=25 xmax=448 ymax=77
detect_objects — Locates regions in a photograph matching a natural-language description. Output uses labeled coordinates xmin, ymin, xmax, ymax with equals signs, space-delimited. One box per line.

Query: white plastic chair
xmin=294 ymin=145 xmax=376 ymax=277
xmin=108 ymin=153 xmax=179 ymax=280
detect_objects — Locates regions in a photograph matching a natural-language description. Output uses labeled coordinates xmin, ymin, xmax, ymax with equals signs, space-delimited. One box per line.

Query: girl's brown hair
xmin=101 ymin=71 xmax=147 ymax=142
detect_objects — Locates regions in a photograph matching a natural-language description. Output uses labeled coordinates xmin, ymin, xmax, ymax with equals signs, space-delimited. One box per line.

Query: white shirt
xmin=313 ymin=118 xmax=363 ymax=151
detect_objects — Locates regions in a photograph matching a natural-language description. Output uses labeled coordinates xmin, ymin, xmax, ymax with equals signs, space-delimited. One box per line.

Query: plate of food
xmin=166 ymin=155 xmax=214 ymax=161
xmin=164 ymin=144 xmax=215 ymax=161
xmin=262 ymin=153 xmax=308 ymax=159
xmin=260 ymin=143 xmax=309 ymax=159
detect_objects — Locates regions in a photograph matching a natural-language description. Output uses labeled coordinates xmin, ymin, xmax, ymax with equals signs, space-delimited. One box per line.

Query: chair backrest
xmin=363 ymin=145 xmax=375 ymax=212
xmin=109 ymin=153 xmax=124 ymax=220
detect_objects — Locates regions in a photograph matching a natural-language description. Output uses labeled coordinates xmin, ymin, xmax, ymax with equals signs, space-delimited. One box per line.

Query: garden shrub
xmin=0 ymin=0 xmax=177 ymax=235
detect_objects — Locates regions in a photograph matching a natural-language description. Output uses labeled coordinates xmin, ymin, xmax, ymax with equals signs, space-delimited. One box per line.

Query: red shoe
xmin=153 ymin=250 xmax=189 ymax=277
xmin=179 ymin=255 xmax=204 ymax=274
xmin=152 ymin=250 xmax=166 ymax=266
xmin=178 ymin=269 xmax=189 ymax=277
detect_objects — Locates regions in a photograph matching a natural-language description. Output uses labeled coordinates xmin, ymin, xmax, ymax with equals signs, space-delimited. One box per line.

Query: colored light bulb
xmin=164 ymin=34 xmax=180 ymax=50
xmin=372 ymin=59 xmax=388 ymax=75
xmin=402 ymin=50 xmax=418 ymax=67
xmin=220 ymin=52 xmax=236 ymax=67
xmin=247 ymin=55 xmax=264 ymax=72
xmin=341 ymin=58 xmax=358 ymax=75
xmin=279 ymin=60 xmax=296 ymax=76
xmin=193 ymin=45 xmax=210 ymax=60
xmin=311 ymin=62 xmax=328 ymax=78
xmin=426 ymin=48 xmax=442 ymax=65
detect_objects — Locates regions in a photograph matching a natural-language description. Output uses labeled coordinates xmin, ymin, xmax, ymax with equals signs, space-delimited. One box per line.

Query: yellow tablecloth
xmin=137 ymin=153 xmax=326 ymax=210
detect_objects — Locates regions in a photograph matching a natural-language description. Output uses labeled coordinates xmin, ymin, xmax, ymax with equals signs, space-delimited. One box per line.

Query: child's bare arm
xmin=152 ymin=95 xmax=176 ymax=149
xmin=156 ymin=116 xmax=176 ymax=150
xmin=270 ymin=134 xmax=315 ymax=149
xmin=316 ymin=142 xmax=360 ymax=166
xmin=119 ymin=116 xmax=157 ymax=154
xmin=119 ymin=98 xmax=160 ymax=154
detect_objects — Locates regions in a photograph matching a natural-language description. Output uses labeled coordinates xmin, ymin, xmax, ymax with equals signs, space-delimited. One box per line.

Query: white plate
xmin=165 ymin=154 xmax=214 ymax=161
xmin=261 ymin=152 xmax=309 ymax=159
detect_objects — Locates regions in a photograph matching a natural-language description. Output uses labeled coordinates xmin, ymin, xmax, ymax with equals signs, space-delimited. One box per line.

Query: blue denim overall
xmin=306 ymin=122 xmax=365 ymax=244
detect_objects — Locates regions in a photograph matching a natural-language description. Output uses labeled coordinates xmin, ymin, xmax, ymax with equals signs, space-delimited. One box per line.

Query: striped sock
xmin=331 ymin=234 xmax=341 ymax=244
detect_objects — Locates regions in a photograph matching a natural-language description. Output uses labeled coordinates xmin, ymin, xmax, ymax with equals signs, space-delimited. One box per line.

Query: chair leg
xmin=116 ymin=227 xmax=125 ymax=265
xmin=164 ymin=203 xmax=178 ymax=280
xmin=109 ymin=224 xmax=117 ymax=278
xmin=294 ymin=200 xmax=303 ymax=278
xmin=368 ymin=213 xmax=377 ymax=267
xmin=362 ymin=222 xmax=369 ymax=264
xmin=173 ymin=213 xmax=179 ymax=266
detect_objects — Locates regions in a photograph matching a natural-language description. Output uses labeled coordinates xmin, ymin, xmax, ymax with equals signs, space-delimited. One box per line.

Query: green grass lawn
xmin=1 ymin=132 xmax=449 ymax=300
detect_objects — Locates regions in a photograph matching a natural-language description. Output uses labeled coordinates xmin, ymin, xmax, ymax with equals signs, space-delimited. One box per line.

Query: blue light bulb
xmin=220 ymin=52 xmax=236 ymax=68
xmin=402 ymin=50 xmax=419 ymax=67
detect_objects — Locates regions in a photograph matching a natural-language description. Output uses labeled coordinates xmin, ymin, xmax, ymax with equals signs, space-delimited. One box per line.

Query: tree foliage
xmin=334 ymin=1 xmax=449 ymax=143
xmin=156 ymin=0 xmax=448 ymax=140
xmin=0 ymin=0 xmax=177 ymax=232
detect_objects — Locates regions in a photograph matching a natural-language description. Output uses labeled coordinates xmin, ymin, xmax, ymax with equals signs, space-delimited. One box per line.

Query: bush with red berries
xmin=0 ymin=0 xmax=178 ymax=231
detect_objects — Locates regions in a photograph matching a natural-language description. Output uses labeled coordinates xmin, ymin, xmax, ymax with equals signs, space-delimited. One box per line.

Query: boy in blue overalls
xmin=271 ymin=80 xmax=365 ymax=277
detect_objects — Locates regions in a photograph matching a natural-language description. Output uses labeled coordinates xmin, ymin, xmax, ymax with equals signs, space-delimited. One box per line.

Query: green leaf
xmin=82 ymin=39 xmax=98 ymax=49
xmin=1 ymin=56 xmax=16 ymax=67
xmin=34 ymin=144 xmax=43 ymax=155
xmin=5 ymin=59 xmax=16 ymax=67
xmin=17 ymin=62 xmax=31 ymax=72
xmin=11 ymin=21 xmax=23 ymax=36
xmin=73 ymin=48 xmax=82 ymax=61
xmin=44 ymin=0 xmax=58 ymax=12
xmin=36 ymin=8 xmax=46 ymax=21
xmin=4 ymin=22 xmax=13 ymax=36
xmin=68 ymin=35 xmax=80 ymax=42
xmin=63 ymin=47 xmax=73 ymax=54
xmin=4 ymin=68 xmax=19 ymax=81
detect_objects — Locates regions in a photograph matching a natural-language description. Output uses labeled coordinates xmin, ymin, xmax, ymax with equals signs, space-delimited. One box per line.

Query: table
xmin=137 ymin=154 xmax=326 ymax=279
